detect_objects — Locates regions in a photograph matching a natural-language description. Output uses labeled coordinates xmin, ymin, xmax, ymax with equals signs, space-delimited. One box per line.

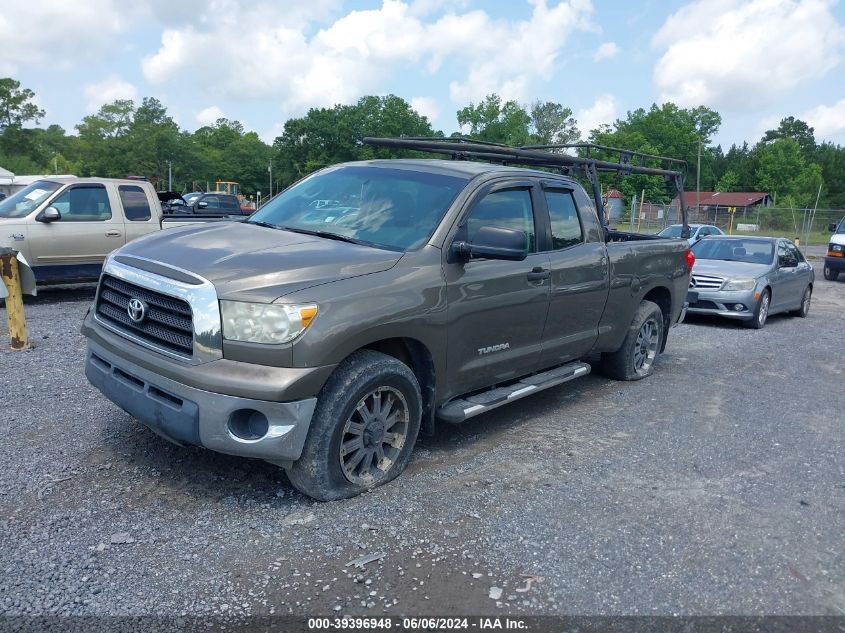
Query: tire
xmin=744 ymin=289 xmax=770 ymax=329
xmin=601 ymin=300 xmax=664 ymax=381
xmin=824 ymin=265 xmax=839 ymax=281
xmin=790 ymin=286 xmax=812 ymax=317
xmin=286 ymin=349 xmax=422 ymax=501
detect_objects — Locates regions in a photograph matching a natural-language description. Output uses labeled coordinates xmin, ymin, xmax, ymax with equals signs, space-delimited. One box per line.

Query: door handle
xmin=527 ymin=267 xmax=550 ymax=281
xmin=105 ymin=230 xmax=122 ymax=237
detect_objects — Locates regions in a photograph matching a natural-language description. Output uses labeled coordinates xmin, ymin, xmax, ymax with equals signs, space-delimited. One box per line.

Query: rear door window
xmin=118 ymin=185 xmax=152 ymax=221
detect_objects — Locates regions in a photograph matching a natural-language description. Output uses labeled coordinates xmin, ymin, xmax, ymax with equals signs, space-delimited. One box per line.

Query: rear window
xmin=691 ymin=238 xmax=774 ymax=264
xmin=118 ymin=185 xmax=152 ymax=221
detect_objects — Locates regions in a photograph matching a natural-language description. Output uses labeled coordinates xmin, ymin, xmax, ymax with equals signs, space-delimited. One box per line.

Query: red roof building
xmin=674 ymin=191 xmax=772 ymax=210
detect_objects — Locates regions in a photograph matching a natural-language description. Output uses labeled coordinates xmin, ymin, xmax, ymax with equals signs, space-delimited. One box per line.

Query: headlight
xmin=832 ymin=244 xmax=843 ymax=252
xmin=722 ymin=278 xmax=756 ymax=291
xmin=220 ymin=301 xmax=318 ymax=344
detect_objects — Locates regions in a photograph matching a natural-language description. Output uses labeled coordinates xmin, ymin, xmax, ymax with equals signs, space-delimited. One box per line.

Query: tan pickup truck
xmin=0 ymin=177 xmax=241 ymax=284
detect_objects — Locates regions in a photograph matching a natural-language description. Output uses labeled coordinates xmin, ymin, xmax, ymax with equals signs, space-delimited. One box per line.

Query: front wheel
xmin=744 ymin=289 xmax=770 ymax=329
xmin=824 ymin=265 xmax=839 ymax=281
xmin=601 ymin=300 xmax=664 ymax=381
xmin=286 ymin=349 xmax=422 ymax=501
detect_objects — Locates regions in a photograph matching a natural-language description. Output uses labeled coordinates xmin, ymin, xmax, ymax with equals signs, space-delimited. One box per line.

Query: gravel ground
xmin=0 ymin=265 xmax=843 ymax=619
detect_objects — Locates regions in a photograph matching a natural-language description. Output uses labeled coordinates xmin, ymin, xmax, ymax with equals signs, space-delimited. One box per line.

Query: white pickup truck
xmin=0 ymin=177 xmax=242 ymax=284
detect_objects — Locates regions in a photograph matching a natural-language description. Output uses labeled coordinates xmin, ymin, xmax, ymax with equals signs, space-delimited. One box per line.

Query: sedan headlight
xmin=220 ymin=301 xmax=318 ymax=344
xmin=722 ymin=278 xmax=756 ymax=291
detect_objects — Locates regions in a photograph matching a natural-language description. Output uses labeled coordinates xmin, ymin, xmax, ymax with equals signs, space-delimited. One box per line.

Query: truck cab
xmin=825 ymin=217 xmax=845 ymax=281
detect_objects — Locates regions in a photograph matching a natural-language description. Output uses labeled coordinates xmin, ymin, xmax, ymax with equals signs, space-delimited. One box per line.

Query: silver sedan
xmin=686 ymin=236 xmax=814 ymax=329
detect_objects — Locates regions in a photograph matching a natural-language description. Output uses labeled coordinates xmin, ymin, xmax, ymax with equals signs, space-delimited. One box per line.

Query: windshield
xmin=691 ymin=238 xmax=774 ymax=264
xmin=0 ymin=181 xmax=63 ymax=219
xmin=248 ymin=165 xmax=467 ymax=251
xmin=658 ymin=224 xmax=684 ymax=237
xmin=837 ymin=219 xmax=845 ymax=234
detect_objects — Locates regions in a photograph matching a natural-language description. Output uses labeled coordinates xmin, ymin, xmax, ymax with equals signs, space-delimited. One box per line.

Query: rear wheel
xmin=286 ymin=350 xmax=421 ymax=501
xmin=790 ymin=286 xmax=812 ymax=317
xmin=601 ymin=300 xmax=664 ymax=381
xmin=824 ymin=265 xmax=839 ymax=281
xmin=744 ymin=289 xmax=770 ymax=329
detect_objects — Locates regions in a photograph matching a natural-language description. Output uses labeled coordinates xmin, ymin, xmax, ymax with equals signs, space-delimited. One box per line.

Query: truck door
xmin=538 ymin=185 xmax=610 ymax=365
xmin=26 ymin=183 xmax=123 ymax=280
xmin=444 ymin=181 xmax=551 ymax=397
xmin=118 ymin=184 xmax=159 ymax=243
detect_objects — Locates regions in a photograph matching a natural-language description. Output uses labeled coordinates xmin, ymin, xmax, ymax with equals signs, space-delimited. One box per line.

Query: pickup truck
xmin=0 ymin=177 xmax=243 ymax=285
xmin=81 ymin=139 xmax=694 ymax=500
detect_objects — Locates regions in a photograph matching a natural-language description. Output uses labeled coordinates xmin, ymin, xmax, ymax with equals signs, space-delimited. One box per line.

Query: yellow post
xmin=0 ymin=248 xmax=29 ymax=350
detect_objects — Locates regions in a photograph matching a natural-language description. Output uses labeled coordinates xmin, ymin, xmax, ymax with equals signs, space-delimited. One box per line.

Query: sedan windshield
xmin=0 ymin=181 xmax=62 ymax=219
xmin=691 ymin=238 xmax=774 ymax=264
xmin=248 ymin=165 xmax=467 ymax=251
xmin=658 ymin=225 xmax=684 ymax=238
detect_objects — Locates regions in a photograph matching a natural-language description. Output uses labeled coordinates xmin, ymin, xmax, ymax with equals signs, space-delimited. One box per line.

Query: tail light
xmin=685 ymin=249 xmax=695 ymax=271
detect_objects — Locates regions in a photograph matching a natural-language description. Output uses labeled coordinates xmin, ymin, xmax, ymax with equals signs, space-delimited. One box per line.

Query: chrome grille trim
xmin=93 ymin=256 xmax=222 ymax=364
xmin=690 ymin=274 xmax=724 ymax=290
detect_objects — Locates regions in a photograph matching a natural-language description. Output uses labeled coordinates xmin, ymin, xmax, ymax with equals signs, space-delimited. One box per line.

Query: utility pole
xmin=168 ymin=160 xmax=172 ymax=191
xmin=268 ymin=161 xmax=273 ymax=198
xmin=696 ymin=140 xmax=702 ymax=216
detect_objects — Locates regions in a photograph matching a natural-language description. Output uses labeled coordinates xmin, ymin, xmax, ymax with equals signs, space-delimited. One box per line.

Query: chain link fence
xmin=612 ymin=202 xmax=843 ymax=248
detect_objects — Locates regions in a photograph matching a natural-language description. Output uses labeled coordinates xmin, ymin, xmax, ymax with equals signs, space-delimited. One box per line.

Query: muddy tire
xmin=600 ymin=300 xmax=664 ymax=381
xmin=744 ymin=288 xmax=770 ymax=329
xmin=824 ymin=265 xmax=839 ymax=281
xmin=286 ymin=349 xmax=422 ymax=501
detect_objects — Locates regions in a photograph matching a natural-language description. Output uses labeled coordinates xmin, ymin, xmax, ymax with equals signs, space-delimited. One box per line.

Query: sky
xmin=2 ymin=0 xmax=844 ymax=148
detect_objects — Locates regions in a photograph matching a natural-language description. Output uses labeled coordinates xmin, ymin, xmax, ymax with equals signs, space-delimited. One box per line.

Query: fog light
xmin=228 ymin=409 xmax=269 ymax=440
xmin=733 ymin=304 xmax=746 ymax=311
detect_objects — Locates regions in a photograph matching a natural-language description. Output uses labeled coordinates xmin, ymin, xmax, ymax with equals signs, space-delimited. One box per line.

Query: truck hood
xmin=830 ymin=233 xmax=845 ymax=247
xmin=117 ymin=222 xmax=404 ymax=302
xmin=692 ymin=259 xmax=771 ymax=278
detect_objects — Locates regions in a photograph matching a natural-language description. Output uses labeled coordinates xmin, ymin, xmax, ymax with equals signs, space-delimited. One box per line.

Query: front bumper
xmin=85 ymin=340 xmax=317 ymax=463
xmin=685 ymin=288 xmax=757 ymax=321
xmin=824 ymin=255 xmax=845 ymax=272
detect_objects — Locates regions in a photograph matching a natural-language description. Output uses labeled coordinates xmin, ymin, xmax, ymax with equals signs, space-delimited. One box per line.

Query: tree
xmin=0 ymin=78 xmax=45 ymax=131
xmin=273 ymin=95 xmax=436 ymax=187
xmin=529 ymin=101 xmax=579 ymax=145
xmin=754 ymin=138 xmax=822 ymax=208
xmin=715 ymin=169 xmax=739 ymax=192
xmin=456 ymin=94 xmax=531 ymax=145
xmin=761 ymin=116 xmax=816 ymax=159
xmin=589 ymin=102 xmax=723 ymax=204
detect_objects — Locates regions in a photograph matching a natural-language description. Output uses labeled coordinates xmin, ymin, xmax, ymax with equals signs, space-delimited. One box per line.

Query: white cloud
xmin=0 ymin=0 xmax=128 ymax=73
xmin=83 ymin=76 xmax=139 ymax=113
xmin=576 ymin=94 xmax=617 ymax=138
xmin=803 ymin=98 xmax=845 ymax=140
xmin=196 ymin=106 xmax=226 ymax=127
xmin=593 ymin=41 xmax=619 ymax=61
xmin=410 ymin=97 xmax=440 ymax=124
xmin=141 ymin=0 xmax=596 ymax=115
xmin=652 ymin=0 xmax=845 ymax=112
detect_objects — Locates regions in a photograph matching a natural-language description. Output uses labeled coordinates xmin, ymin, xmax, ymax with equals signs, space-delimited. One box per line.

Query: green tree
xmin=528 ymin=101 xmax=579 ymax=145
xmin=0 ymin=78 xmax=45 ymax=131
xmin=754 ymin=138 xmax=821 ymax=208
xmin=761 ymin=116 xmax=816 ymax=159
xmin=456 ymin=94 xmax=531 ymax=145
xmin=715 ymin=169 xmax=739 ymax=192
xmin=589 ymin=102 xmax=723 ymax=204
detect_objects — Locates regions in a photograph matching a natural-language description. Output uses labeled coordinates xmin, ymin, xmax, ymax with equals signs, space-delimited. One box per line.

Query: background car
xmin=824 ymin=216 xmax=845 ymax=280
xmin=686 ymin=236 xmax=813 ymax=329
xmin=658 ymin=223 xmax=725 ymax=244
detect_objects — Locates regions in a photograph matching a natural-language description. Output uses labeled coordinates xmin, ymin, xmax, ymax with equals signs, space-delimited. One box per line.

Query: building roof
xmin=605 ymin=188 xmax=624 ymax=199
xmin=676 ymin=191 xmax=770 ymax=207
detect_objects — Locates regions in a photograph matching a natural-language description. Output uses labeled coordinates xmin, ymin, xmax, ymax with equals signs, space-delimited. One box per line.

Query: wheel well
xmin=363 ymin=338 xmax=437 ymax=436
xmin=642 ymin=286 xmax=671 ymax=352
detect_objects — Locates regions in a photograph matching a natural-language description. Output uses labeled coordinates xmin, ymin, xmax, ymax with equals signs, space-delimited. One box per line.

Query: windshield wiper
xmin=248 ymin=220 xmax=280 ymax=229
xmin=279 ymin=226 xmax=363 ymax=245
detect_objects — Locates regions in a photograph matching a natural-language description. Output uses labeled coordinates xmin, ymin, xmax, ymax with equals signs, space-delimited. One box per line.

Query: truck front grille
xmin=690 ymin=274 xmax=724 ymax=290
xmin=95 ymin=274 xmax=194 ymax=357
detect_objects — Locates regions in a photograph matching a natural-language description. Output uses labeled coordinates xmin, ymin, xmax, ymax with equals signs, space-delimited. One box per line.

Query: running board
xmin=437 ymin=361 xmax=591 ymax=424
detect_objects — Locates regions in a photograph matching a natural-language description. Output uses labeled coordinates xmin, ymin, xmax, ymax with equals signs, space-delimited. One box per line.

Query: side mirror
xmin=452 ymin=225 xmax=528 ymax=262
xmin=830 ymin=223 xmax=838 ymax=232
xmin=37 ymin=206 xmax=61 ymax=223
xmin=197 ymin=200 xmax=208 ymax=209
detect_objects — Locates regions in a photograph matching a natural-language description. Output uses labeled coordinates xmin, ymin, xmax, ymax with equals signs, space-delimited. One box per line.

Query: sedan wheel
xmin=792 ymin=286 xmax=811 ymax=318
xmin=745 ymin=290 xmax=770 ymax=329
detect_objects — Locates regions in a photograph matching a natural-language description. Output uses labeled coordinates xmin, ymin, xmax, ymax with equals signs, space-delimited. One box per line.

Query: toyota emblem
xmin=127 ymin=298 xmax=147 ymax=323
